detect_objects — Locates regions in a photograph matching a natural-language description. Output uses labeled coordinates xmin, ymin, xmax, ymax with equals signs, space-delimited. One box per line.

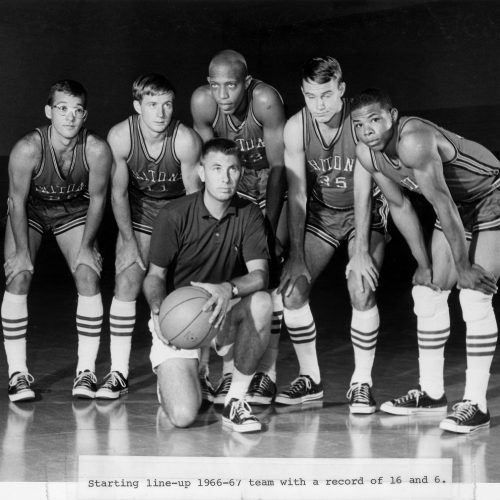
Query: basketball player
xmin=276 ymin=57 xmax=387 ymax=413
xmin=191 ymin=49 xmax=286 ymax=405
xmin=351 ymin=88 xmax=499 ymax=433
xmin=96 ymin=74 xmax=202 ymax=399
xmin=144 ymin=138 xmax=272 ymax=432
xmin=2 ymin=80 xmax=111 ymax=401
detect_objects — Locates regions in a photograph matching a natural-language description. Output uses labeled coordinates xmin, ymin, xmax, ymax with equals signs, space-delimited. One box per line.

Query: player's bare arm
xmin=108 ymin=121 xmax=145 ymax=274
xmin=4 ymin=133 xmax=41 ymax=284
xmin=346 ymin=153 xmax=378 ymax=292
xmin=72 ymin=134 xmax=112 ymax=275
xmin=143 ymin=262 xmax=169 ymax=342
xmin=190 ymin=86 xmax=217 ymax=142
xmin=278 ymin=113 xmax=310 ymax=296
xmin=175 ymin=124 xmax=203 ymax=195
xmin=252 ymin=84 xmax=286 ymax=238
xmin=399 ymin=130 xmax=497 ymax=294
xmin=192 ymin=258 xmax=269 ymax=329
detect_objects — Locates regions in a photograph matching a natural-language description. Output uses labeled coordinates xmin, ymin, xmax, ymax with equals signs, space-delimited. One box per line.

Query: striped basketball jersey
xmin=303 ymin=98 xmax=358 ymax=209
xmin=369 ymin=116 xmax=500 ymax=203
xmin=127 ymin=115 xmax=184 ymax=200
xmin=31 ymin=125 xmax=89 ymax=202
xmin=212 ymin=79 xmax=276 ymax=172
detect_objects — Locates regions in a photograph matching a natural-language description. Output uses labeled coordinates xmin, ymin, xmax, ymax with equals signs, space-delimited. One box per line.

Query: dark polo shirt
xmin=149 ymin=190 xmax=269 ymax=291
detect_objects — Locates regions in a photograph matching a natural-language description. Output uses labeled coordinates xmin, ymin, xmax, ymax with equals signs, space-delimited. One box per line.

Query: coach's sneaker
xmin=8 ymin=372 xmax=35 ymax=402
xmin=246 ymin=372 xmax=276 ymax=405
xmin=347 ymin=383 xmax=377 ymax=414
xmin=96 ymin=371 xmax=128 ymax=400
xmin=222 ymin=398 xmax=262 ymax=433
xmin=72 ymin=370 xmax=97 ymax=399
xmin=439 ymin=401 xmax=490 ymax=434
xmin=214 ymin=373 xmax=232 ymax=405
xmin=200 ymin=375 xmax=215 ymax=405
xmin=380 ymin=389 xmax=447 ymax=415
xmin=275 ymin=375 xmax=323 ymax=405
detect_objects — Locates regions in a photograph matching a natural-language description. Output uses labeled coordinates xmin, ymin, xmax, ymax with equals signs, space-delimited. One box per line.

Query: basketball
xmin=158 ymin=286 xmax=215 ymax=349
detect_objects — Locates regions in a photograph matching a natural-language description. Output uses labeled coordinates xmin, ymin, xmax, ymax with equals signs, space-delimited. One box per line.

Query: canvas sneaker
xmin=380 ymin=388 xmax=447 ymax=415
xmin=439 ymin=401 xmax=490 ymax=434
xmin=222 ymin=398 xmax=262 ymax=433
xmin=96 ymin=371 xmax=128 ymax=400
xmin=275 ymin=375 xmax=323 ymax=405
xmin=347 ymin=382 xmax=377 ymax=414
xmin=72 ymin=370 xmax=97 ymax=399
xmin=8 ymin=372 xmax=35 ymax=402
xmin=246 ymin=372 xmax=276 ymax=405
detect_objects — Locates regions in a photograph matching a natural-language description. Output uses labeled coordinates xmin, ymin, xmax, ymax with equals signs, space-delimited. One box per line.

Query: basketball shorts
xmin=434 ymin=188 xmax=500 ymax=240
xmin=237 ymin=168 xmax=269 ymax=210
xmin=305 ymin=193 xmax=389 ymax=248
xmin=26 ymin=195 xmax=89 ymax=236
xmin=129 ymin=191 xmax=179 ymax=235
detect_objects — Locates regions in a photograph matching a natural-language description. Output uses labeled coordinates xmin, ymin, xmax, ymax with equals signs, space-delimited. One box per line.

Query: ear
xmin=390 ymin=108 xmax=399 ymax=122
xmin=45 ymin=104 xmax=52 ymax=120
xmin=197 ymin=163 xmax=205 ymax=183
xmin=244 ymin=75 xmax=252 ymax=89
xmin=133 ymin=100 xmax=142 ymax=115
xmin=338 ymin=81 xmax=346 ymax=98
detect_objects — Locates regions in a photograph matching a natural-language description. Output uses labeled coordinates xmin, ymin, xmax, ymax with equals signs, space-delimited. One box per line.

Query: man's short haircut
xmin=301 ymin=56 xmax=343 ymax=85
xmin=132 ymin=73 xmax=176 ymax=102
xmin=351 ymin=88 xmax=394 ymax=112
xmin=201 ymin=138 xmax=242 ymax=164
xmin=208 ymin=49 xmax=248 ymax=80
xmin=47 ymin=80 xmax=87 ymax=108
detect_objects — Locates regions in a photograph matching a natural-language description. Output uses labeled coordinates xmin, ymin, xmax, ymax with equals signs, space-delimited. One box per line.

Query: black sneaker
xmin=8 ymin=372 xmax=35 ymax=402
xmin=214 ymin=373 xmax=232 ymax=405
xmin=275 ymin=375 xmax=323 ymax=405
xmin=347 ymin=383 xmax=377 ymax=414
xmin=72 ymin=370 xmax=97 ymax=399
xmin=200 ymin=375 xmax=215 ymax=405
xmin=439 ymin=401 xmax=490 ymax=434
xmin=222 ymin=398 xmax=262 ymax=433
xmin=246 ymin=372 xmax=276 ymax=406
xmin=96 ymin=371 xmax=128 ymax=400
xmin=380 ymin=389 xmax=447 ymax=415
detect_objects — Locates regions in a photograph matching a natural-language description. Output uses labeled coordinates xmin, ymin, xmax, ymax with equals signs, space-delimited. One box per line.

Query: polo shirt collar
xmin=198 ymin=189 xmax=238 ymax=220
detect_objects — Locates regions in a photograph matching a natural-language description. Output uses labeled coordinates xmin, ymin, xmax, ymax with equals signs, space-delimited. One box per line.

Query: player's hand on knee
xmin=4 ymin=252 xmax=34 ymax=285
xmin=277 ymin=256 xmax=311 ymax=297
xmin=72 ymin=246 xmax=103 ymax=276
xmin=190 ymin=281 xmax=230 ymax=329
xmin=457 ymin=264 xmax=498 ymax=295
xmin=346 ymin=251 xmax=379 ymax=292
xmin=411 ymin=266 xmax=440 ymax=291
xmin=116 ymin=239 xmax=146 ymax=275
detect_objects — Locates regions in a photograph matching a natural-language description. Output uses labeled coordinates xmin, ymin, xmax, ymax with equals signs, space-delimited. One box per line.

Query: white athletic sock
xmin=109 ymin=297 xmax=135 ymax=378
xmin=350 ymin=306 xmax=379 ymax=387
xmin=1 ymin=292 xmax=29 ymax=377
xmin=284 ymin=303 xmax=320 ymax=383
xmin=225 ymin=367 xmax=253 ymax=405
xmin=76 ymin=294 xmax=103 ymax=374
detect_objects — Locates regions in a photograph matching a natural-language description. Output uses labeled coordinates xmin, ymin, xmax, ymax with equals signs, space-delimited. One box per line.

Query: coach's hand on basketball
xmin=277 ymin=255 xmax=311 ymax=297
xmin=72 ymin=246 xmax=103 ymax=276
xmin=116 ymin=239 xmax=146 ymax=275
xmin=4 ymin=251 xmax=34 ymax=284
xmin=412 ymin=266 xmax=440 ymax=291
xmin=457 ymin=264 xmax=498 ymax=295
xmin=346 ymin=251 xmax=379 ymax=292
xmin=190 ymin=281 xmax=231 ymax=329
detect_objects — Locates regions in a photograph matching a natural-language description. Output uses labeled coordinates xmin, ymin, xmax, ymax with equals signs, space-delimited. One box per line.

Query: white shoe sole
xmin=380 ymin=402 xmax=447 ymax=415
xmin=9 ymin=389 xmax=35 ymax=403
xmin=222 ymin=417 xmax=262 ymax=433
xmin=275 ymin=391 xmax=323 ymax=406
xmin=439 ymin=419 xmax=490 ymax=434
xmin=95 ymin=388 xmax=128 ymax=400
xmin=72 ymin=389 xmax=96 ymax=399
xmin=349 ymin=404 xmax=377 ymax=415
xmin=245 ymin=394 xmax=274 ymax=406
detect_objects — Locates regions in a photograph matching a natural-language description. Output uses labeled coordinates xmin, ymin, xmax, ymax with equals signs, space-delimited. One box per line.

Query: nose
xmin=156 ymin=105 xmax=166 ymax=118
xmin=316 ymin=97 xmax=325 ymax=111
xmin=363 ymin=124 xmax=374 ymax=137
xmin=221 ymin=168 xmax=231 ymax=183
xmin=218 ymin=86 xmax=229 ymax=100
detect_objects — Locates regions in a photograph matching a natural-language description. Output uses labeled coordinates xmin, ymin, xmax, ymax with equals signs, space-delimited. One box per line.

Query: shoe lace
xmin=288 ymin=376 xmax=311 ymax=395
xmin=450 ymin=401 xmax=476 ymax=422
xmin=103 ymin=372 xmax=126 ymax=389
xmin=251 ymin=373 xmax=271 ymax=392
xmin=75 ymin=371 xmax=97 ymax=385
xmin=9 ymin=373 xmax=34 ymax=389
xmin=230 ymin=399 xmax=255 ymax=421
xmin=396 ymin=389 xmax=423 ymax=404
xmin=346 ymin=383 xmax=370 ymax=403
xmin=218 ymin=374 xmax=232 ymax=393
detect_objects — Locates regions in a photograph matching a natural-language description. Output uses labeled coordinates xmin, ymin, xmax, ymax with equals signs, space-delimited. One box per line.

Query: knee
xmin=74 ymin=267 xmax=100 ymax=295
xmin=412 ymin=285 xmax=450 ymax=317
xmin=249 ymin=291 xmax=273 ymax=334
xmin=114 ymin=269 xmax=143 ymax=300
xmin=6 ymin=271 xmax=32 ymax=294
xmin=282 ymin=275 xmax=310 ymax=309
xmin=165 ymin=402 xmax=199 ymax=428
xmin=349 ymin=286 xmax=376 ymax=311
xmin=459 ymin=289 xmax=493 ymax=322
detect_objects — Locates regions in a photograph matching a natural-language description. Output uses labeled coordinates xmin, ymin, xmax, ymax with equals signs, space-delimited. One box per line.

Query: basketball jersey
xmin=370 ymin=116 xmax=500 ymax=203
xmin=31 ymin=125 xmax=89 ymax=202
xmin=212 ymin=79 xmax=276 ymax=172
xmin=302 ymin=99 xmax=358 ymax=209
xmin=127 ymin=115 xmax=184 ymax=200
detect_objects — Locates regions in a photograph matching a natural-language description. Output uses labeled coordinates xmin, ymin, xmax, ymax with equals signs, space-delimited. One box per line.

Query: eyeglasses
xmin=52 ymin=104 xmax=87 ymax=119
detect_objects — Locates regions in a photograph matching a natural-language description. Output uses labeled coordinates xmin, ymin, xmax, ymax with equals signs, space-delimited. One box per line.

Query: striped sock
xmin=109 ymin=297 xmax=136 ymax=378
xmin=350 ymin=306 xmax=379 ymax=387
xmin=1 ymin=292 xmax=29 ymax=377
xmin=284 ymin=303 xmax=320 ymax=383
xmin=76 ymin=294 xmax=103 ymax=374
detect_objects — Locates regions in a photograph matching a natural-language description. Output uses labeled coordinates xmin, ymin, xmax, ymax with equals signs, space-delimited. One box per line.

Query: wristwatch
xmin=228 ymin=281 xmax=239 ymax=298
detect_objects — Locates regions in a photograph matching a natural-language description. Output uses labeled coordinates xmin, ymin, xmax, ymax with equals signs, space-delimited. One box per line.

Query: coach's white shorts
xmin=148 ymin=317 xmax=200 ymax=372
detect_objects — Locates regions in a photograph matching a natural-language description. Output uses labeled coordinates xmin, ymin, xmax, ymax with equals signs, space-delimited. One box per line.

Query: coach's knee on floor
xmin=165 ymin=402 xmax=198 ymax=428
